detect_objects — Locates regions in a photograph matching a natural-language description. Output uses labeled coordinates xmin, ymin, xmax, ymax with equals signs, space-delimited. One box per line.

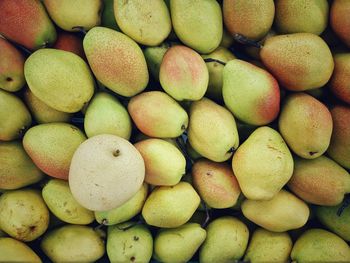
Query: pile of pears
xmin=1 ymin=0 xmax=350 ymax=262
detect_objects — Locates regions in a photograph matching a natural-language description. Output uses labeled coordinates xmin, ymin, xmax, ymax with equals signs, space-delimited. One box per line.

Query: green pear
xmin=288 ymin=156 xmax=350 ymax=206
xmin=23 ymin=123 xmax=86 ymax=180
xmin=84 ymin=92 xmax=132 ymax=139
xmin=0 ymin=237 xmax=42 ymax=263
xmin=199 ymin=216 xmax=249 ymax=263
xmin=220 ymin=28 xmax=234 ymax=48
xmin=142 ymin=182 xmax=200 ymax=228
xmin=0 ymin=189 xmax=49 ymax=241
xmin=143 ymin=43 xmax=170 ymax=81
xmin=24 ymin=48 xmax=95 ymax=113
xmin=244 ymin=228 xmax=293 ymax=263
xmin=279 ymin=93 xmax=333 ymax=159
xmin=42 ymin=179 xmax=94 ymax=225
xmin=186 ymin=141 xmax=203 ymax=160
xmin=316 ymin=203 xmax=350 ymax=241
xmin=41 ymin=225 xmax=105 ymax=262
xmin=43 ymin=0 xmax=102 ymax=32
xmin=0 ymin=90 xmax=31 ymax=141
xmin=291 ymin=229 xmax=350 ymax=262
xmin=232 ymin=127 xmax=293 ymax=200
xmin=188 ymin=97 xmax=239 ymax=162
xmin=202 ymin=47 xmax=236 ymax=101
xmin=223 ymin=59 xmax=280 ymax=125
xmin=95 ymin=183 xmax=148 ymax=225
xmin=128 ymin=91 xmax=188 ymax=138
xmin=0 ymin=141 xmax=43 ymax=190
xmin=135 ymin=139 xmax=186 ymax=186
xmin=154 ymin=223 xmax=206 ymax=263
xmin=114 ymin=0 xmax=171 ymax=46
xmin=242 ymin=190 xmax=310 ymax=232
xmin=170 ymin=0 xmax=222 ymax=54
xmin=107 ymin=222 xmax=153 ymax=263
xmin=101 ymin=0 xmax=120 ymax=30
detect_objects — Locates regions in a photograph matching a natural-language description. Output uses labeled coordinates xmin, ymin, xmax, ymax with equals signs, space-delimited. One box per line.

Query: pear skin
xmin=53 ymin=31 xmax=85 ymax=59
xmin=331 ymin=0 xmax=350 ymax=47
xmin=188 ymin=97 xmax=239 ymax=162
xmin=0 ymin=237 xmax=42 ymax=263
xmin=143 ymin=43 xmax=170 ymax=81
xmin=278 ymin=93 xmax=333 ymax=159
xmin=101 ymin=0 xmax=120 ymax=30
xmin=232 ymin=126 xmax=293 ymax=200
xmin=330 ymin=53 xmax=350 ymax=104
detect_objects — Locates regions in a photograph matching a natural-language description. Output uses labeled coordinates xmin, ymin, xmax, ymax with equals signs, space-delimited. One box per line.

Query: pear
xmin=43 ymin=0 xmax=102 ymax=32
xmin=244 ymin=228 xmax=293 ymax=263
xmin=128 ymin=91 xmax=188 ymax=138
xmin=242 ymin=190 xmax=310 ymax=232
xmin=291 ymin=229 xmax=350 ymax=262
xmin=223 ymin=0 xmax=275 ymax=40
xmin=69 ymin=134 xmax=145 ymax=211
xmin=261 ymin=33 xmax=334 ymax=91
xmin=41 ymin=225 xmax=105 ymax=262
xmin=114 ymin=0 xmax=171 ymax=46
xmin=202 ymin=47 xmax=236 ymax=101
xmin=199 ymin=216 xmax=249 ymax=263
xmin=0 ymin=141 xmax=43 ymax=190
xmin=24 ymin=48 xmax=95 ymax=113
xmin=232 ymin=126 xmax=293 ymax=200
xmin=53 ymin=31 xmax=85 ymax=59
xmin=0 ymin=189 xmax=49 ymax=242
xmin=135 ymin=139 xmax=186 ymax=186
xmin=84 ymin=92 xmax=132 ymax=139
xmin=95 ymin=183 xmax=148 ymax=225
xmin=288 ymin=156 xmax=350 ymax=206
xmin=0 ymin=237 xmax=41 ymax=263
xmin=275 ymin=0 xmax=329 ymax=35
xmin=331 ymin=0 xmax=350 ymax=47
xmin=101 ymin=0 xmax=119 ymax=30
xmin=24 ymin=89 xmax=72 ymax=124
xmin=143 ymin=43 xmax=170 ymax=81
xmin=192 ymin=159 xmax=241 ymax=209
xmin=330 ymin=53 xmax=350 ymax=104
xmin=0 ymin=90 xmax=31 ymax=141
xmin=0 ymin=38 xmax=25 ymax=92
xmin=316 ymin=203 xmax=350 ymax=241
xmin=23 ymin=123 xmax=86 ymax=180
xmin=142 ymin=182 xmax=200 ymax=228
xmin=84 ymin=27 xmax=148 ymax=97
xmin=328 ymin=105 xmax=350 ymax=169
xmin=159 ymin=45 xmax=209 ymax=101
xmin=186 ymin=141 xmax=202 ymax=161
xmin=223 ymin=59 xmax=280 ymax=125
xmin=0 ymin=0 xmax=56 ymax=50
xmin=279 ymin=93 xmax=332 ymax=159
xmin=154 ymin=223 xmax=206 ymax=263
xmin=220 ymin=28 xmax=234 ymax=48
xmin=188 ymin=97 xmax=239 ymax=162
xmin=42 ymin=179 xmax=94 ymax=225
xmin=107 ymin=222 xmax=153 ymax=263
xmin=170 ymin=0 xmax=222 ymax=54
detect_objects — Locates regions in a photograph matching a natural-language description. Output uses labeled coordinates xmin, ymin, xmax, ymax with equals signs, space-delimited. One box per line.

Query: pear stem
xmin=201 ymin=203 xmax=211 ymax=228
xmin=233 ymin=33 xmax=262 ymax=49
xmin=203 ymin=58 xmax=226 ymax=66
xmin=337 ymin=194 xmax=350 ymax=216
xmin=117 ymin=217 xmax=145 ymax=231
xmin=72 ymin=26 xmax=87 ymax=35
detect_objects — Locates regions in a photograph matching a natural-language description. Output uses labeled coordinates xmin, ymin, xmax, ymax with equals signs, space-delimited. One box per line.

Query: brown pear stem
xmin=337 ymin=195 xmax=350 ymax=216
xmin=201 ymin=203 xmax=211 ymax=228
xmin=72 ymin=26 xmax=87 ymax=35
xmin=116 ymin=217 xmax=145 ymax=231
xmin=233 ymin=33 xmax=262 ymax=49
xmin=203 ymin=58 xmax=226 ymax=66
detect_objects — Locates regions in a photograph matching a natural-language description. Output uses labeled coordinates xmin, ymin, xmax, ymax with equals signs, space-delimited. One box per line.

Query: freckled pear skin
xmin=331 ymin=0 xmax=350 ymax=47
xmin=23 ymin=123 xmax=86 ymax=180
xmin=223 ymin=59 xmax=280 ymax=126
xmin=223 ymin=0 xmax=275 ymax=40
xmin=170 ymin=0 xmax=222 ymax=54
xmin=0 ymin=238 xmax=42 ymax=263
xmin=159 ymin=45 xmax=209 ymax=101
xmin=128 ymin=91 xmax=188 ymax=138
xmin=0 ymin=38 xmax=25 ymax=92
xmin=84 ymin=27 xmax=149 ymax=97
xmin=261 ymin=33 xmax=334 ymax=91
xmin=330 ymin=53 xmax=350 ymax=104
xmin=278 ymin=93 xmax=333 ymax=159
xmin=0 ymin=0 xmax=56 ymax=50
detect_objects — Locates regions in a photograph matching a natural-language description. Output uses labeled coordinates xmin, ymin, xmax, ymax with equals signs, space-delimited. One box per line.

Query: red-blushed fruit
xmin=53 ymin=31 xmax=85 ymax=59
xmin=330 ymin=0 xmax=350 ymax=47
xmin=329 ymin=53 xmax=350 ymax=104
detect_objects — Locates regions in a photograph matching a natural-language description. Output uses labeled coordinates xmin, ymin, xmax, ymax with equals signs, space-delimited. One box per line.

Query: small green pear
xmin=199 ymin=216 xmax=249 ymax=263
xmin=232 ymin=126 xmax=293 ymax=200
xmin=0 ymin=90 xmax=31 ymax=141
xmin=95 ymin=183 xmax=148 ymax=225
xmin=41 ymin=225 xmax=105 ymax=262
xmin=0 ymin=189 xmax=49 ymax=242
xmin=154 ymin=223 xmax=206 ymax=263
xmin=107 ymin=222 xmax=153 ymax=263
xmin=101 ymin=0 xmax=120 ymax=30
xmin=291 ymin=229 xmax=350 ymax=262
xmin=42 ymin=179 xmax=94 ymax=225
xmin=242 ymin=190 xmax=310 ymax=232
xmin=0 ymin=141 xmax=44 ymax=190
xmin=143 ymin=43 xmax=170 ymax=81
xmin=0 ymin=237 xmax=41 ymax=263
xmin=244 ymin=228 xmax=293 ymax=263
xmin=142 ymin=182 xmax=200 ymax=228
xmin=188 ymin=97 xmax=239 ymax=162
